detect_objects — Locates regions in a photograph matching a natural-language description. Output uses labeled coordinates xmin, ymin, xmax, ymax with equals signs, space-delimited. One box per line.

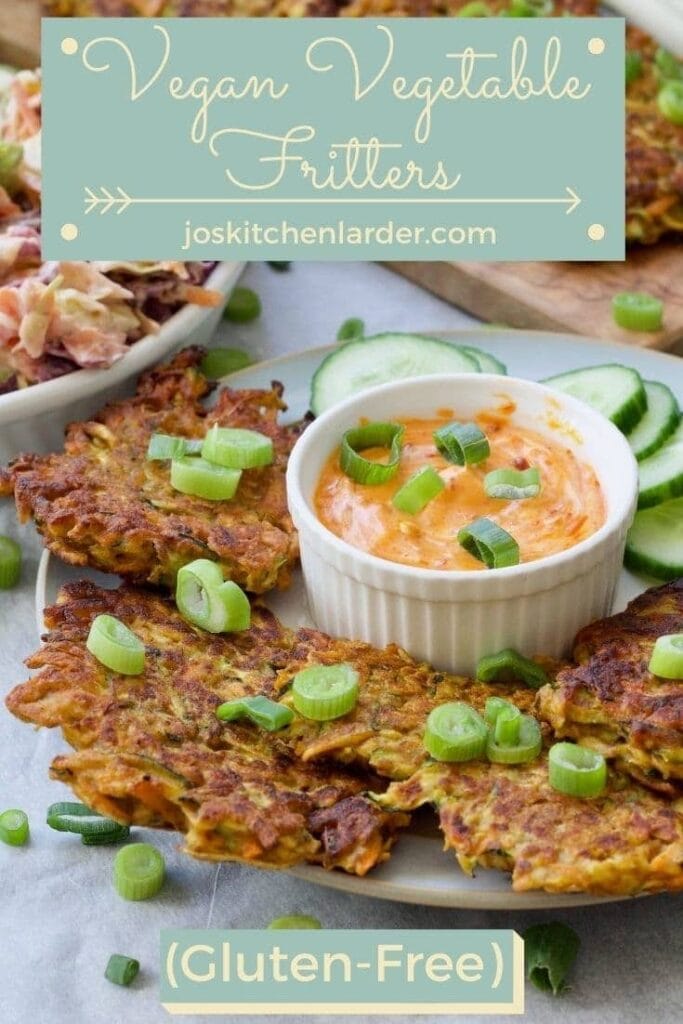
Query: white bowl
xmin=0 ymin=261 xmax=244 ymax=462
xmin=287 ymin=374 xmax=639 ymax=674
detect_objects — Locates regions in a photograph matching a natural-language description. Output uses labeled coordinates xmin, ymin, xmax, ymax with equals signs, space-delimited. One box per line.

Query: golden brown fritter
xmin=625 ymin=27 xmax=683 ymax=244
xmin=7 ymin=581 xmax=406 ymax=872
xmin=11 ymin=577 xmax=683 ymax=894
xmin=376 ymin=758 xmax=683 ymax=895
xmin=0 ymin=349 xmax=302 ymax=593
xmin=537 ymin=580 xmax=683 ymax=795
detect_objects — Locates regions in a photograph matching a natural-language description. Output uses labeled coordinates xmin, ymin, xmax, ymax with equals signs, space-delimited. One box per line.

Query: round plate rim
xmin=36 ymin=327 xmax=678 ymax=910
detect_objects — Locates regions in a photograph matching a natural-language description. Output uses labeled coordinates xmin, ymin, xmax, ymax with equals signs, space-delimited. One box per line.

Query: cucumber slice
xmin=638 ymin=421 xmax=683 ymax=508
xmin=627 ymin=381 xmax=680 ymax=461
xmin=460 ymin=345 xmax=507 ymax=375
xmin=625 ymin=498 xmax=683 ymax=580
xmin=310 ymin=333 xmax=479 ymax=415
xmin=543 ymin=364 xmax=647 ymax=433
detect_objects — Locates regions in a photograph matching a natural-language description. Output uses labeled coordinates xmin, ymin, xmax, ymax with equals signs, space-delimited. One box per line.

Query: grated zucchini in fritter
xmin=537 ymin=580 xmax=683 ymax=797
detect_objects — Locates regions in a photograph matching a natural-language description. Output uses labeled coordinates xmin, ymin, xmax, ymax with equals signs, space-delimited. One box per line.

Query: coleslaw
xmin=0 ymin=69 xmax=221 ymax=395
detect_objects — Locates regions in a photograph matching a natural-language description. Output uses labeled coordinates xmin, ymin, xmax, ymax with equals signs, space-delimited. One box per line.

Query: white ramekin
xmin=0 ymin=261 xmax=244 ymax=463
xmin=287 ymin=374 xmax=639 ymax=674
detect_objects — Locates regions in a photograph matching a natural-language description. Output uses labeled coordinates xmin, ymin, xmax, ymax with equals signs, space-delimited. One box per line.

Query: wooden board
xmin=386 ymin=242 xmax=683 ymax=351
xmin=0 ymin=1 xmax=40 ymax=68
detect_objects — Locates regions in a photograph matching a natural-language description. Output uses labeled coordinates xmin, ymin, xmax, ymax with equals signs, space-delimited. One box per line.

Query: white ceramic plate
xmin=37 ymin=328 xmax=683 ymax=909
xmin=0 ymin=261 xmax=244 ymax=462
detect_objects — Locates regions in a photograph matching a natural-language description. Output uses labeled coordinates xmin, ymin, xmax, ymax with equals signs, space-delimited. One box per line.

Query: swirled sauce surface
xmin=314 ymin=407 xmax=605 ymax=571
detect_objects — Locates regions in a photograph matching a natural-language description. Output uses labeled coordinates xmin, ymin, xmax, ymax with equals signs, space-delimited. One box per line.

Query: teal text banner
xmin=159 ymin=928 xmax=524 ymax=1015
xmin=43 ymin=17 xmax=624 ymax=262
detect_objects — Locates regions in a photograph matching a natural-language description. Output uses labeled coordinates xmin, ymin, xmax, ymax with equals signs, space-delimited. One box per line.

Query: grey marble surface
xmin=1 ymin=261 xmax=681 ymax=1024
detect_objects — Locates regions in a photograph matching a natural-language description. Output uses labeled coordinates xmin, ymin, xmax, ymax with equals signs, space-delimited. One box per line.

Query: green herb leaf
xmin=523 ymin=921 xmax=580 ymax=996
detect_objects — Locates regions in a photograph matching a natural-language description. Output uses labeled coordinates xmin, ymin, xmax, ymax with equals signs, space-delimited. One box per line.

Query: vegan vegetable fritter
xmin=0 ymin=348 xmax=303 ymax=593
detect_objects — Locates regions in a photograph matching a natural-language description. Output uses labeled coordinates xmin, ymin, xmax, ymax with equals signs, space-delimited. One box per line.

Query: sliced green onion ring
xmin=176 ymin=559 xmax=250 ymax=634
xmin=86 ymin=615 xmax=145 ymax=675
xmin=216 ymin=695 xmax=294 ymax=731
xmin=113 ymin=842 xmax=166 ymax=901
xmin=339 ymin=422 xmax=404 ymax=485
xmin=654 ymin=48 xmax=682 ymax=82
xmin=457 ymin=1 xmax=491 ymax=14
xmin=200 ymin=347 xmax=252 ymax=379
xmin=202 ymin=424 xmax=274 ymax=470
xmin=0 ymin=535 xmax=21 ymax=589
xmin=612 ymin=291 xmax=664 ymax=332
xmin=458 ymin=518 xmax=520 ymax=569
xmin=658 ymin=80 xmax=683 ymax=126
xmin=487 ymin=714 xmax=542 ymax=765
xmin=171 ymin=456 xmax=242 ymax=500
xmin=291 ymin=664 xmax=360 ymax=721
xmin=507 ymin=0 xmax=552 ymax=14
xmin=46 ymin=801 xmax=129 ymax=842
xmin=392 ymin=466 xmax=445 ymax=514
xmin=337 ymin=317 xmax=365 ymax=342
xmin=423 ymin=702 xmax=488 ymax=762
xmin=105 ymin=955 xmax=140 ymax=987
xmin=146 ymin=433 xmax=203 ymax=461
xmin=268 ymin=915 xmax=322 ymax=929
xmin=484 ymin=467 xmax=541 ymax=500
xmin=484 ymin=696 xmax=519 ymax=725
xmin=648 ymin=634 xmax=683 ymax=679
xmin=434 ymin=421 xmax=490 ymax=467
xmin=0 ymin=809 xmax=29 ymax=846
xmin=477 ymin=648 xmax=548 ymax=689
xmin=548 ymin=742 xmax=607 ymax=798
xmin=223 ymin=286 xmax=261 ymax=323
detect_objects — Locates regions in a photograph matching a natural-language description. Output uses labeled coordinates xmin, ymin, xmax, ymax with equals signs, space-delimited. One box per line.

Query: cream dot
xmin=60 ymin=223 xmax=79 ymax=242
xmin=588 ymin=37 xmax=605 ymax=56
xmin=61 ymin=37 xmax=79 ymax=56
xmin=588 ymin=223 xmax=605 ymax=242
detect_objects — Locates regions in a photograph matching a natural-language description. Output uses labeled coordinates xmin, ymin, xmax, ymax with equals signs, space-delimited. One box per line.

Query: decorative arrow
xmin=83 ymin=185 xmax=582 ymax=215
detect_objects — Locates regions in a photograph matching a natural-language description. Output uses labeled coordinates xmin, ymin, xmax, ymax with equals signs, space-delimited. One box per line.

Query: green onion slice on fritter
xmin=216 ymin=695 xmax=294 ymax=732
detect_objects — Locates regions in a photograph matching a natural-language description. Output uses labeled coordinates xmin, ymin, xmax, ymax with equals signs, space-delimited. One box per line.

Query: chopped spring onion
xmin=457 ymin=1 xmax=491 ymax=14
xmin=612 ymin=291 xmax=664 ymax=332
xmin=146 ymin=433 xmax=203 ymax=461
xmin=339 ymin=422 xmax=404 ymax=485
xmin=268 ymin=915 xmax=322 ymax=929
xmin=0 ymin=141 xmax=22 ymax=190
xmin=223 ymin=286 xmax=261 ymax=323
xmin=0 ymin=535 xmax=21 ymax=589
xmin=487 ymin=714 xmax=542 ymax=765
xmin=291 ymin=664 xmax=360 ymax=721
xmin=337 ymin=317 xmax=365 ymax=342
xmin=423 ymin=702 xmax=488 ymax=762
xmin=654 ymin=48 xmax=682 ymax=82
xmin=0 ymin=809 xmax=29 ymax=846
xmin=458 ymin=518 xmax=520 ymax=569
xmin=484 ymin=467 xmax=541 ymax=500
xmin=86 ymin=615 xmax=145 ymax=675
xmin=658 ymin=80 xmax=683 ymax=126
xmin=216 ymin=694 xmax=294 ymax=731
xmin=523 ymin=921 xmax=580 ymax=996
xmin=548 ymin=742 xmax=607 ymax=798
xmin=507 ymin=0 xmax=552 ymax=15
xmin=46 ymin=801 xmax=130 ymax=843
xmin=176 ymin=559 xmax=250 ymax=633
xmin=625 ymin=51 xmax=643 ymax=86
xmin=434 ymin=421 xmax=490 ymax=467
xmin=477 ymin=648 xmax=548 ymax=689
xmin=200 ymin=347 xmax=253 ymax=379
xmin=202 ymin=424 xmax=274 ymax=470
xmin=484 ymin=696 xmax=518 ymax=725
xmin=392 ymin=466 xmax=445 ymax=515
xmin=105 ymin=954 xmax=140 ymax=987
xmin=113 ymin=842 xmax=166 ymax=901
xmin=171 ymin=456 xmax=241 ymax=500
xmin=648 ymin=634 xmax=683 ymax=679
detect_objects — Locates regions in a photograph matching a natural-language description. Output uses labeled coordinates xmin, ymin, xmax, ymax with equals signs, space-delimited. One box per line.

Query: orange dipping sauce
xmin=314 ymin=408 xmax=605 ymax=571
